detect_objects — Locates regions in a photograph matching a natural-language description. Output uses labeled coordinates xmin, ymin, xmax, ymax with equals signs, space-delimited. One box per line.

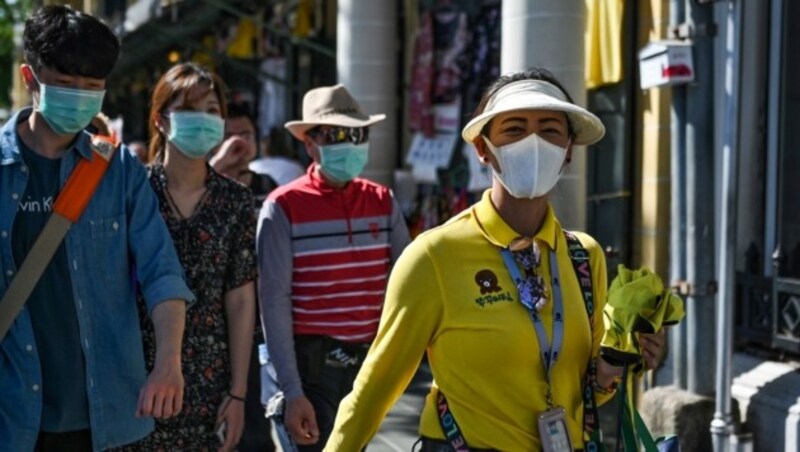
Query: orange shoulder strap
xmin=53 ymin=134 xmax=118 ymax=222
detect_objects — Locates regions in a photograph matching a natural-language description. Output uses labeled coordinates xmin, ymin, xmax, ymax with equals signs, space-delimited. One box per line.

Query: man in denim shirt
xmin=0 ymin=6 xmax=194 ymax=451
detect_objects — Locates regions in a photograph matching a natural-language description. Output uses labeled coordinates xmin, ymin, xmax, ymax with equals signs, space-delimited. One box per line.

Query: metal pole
xmin=711 ymin=2 xmax=742 ymax=450
xmin=669 ymin=0 xmax=688 ymax=391
xmin=684 ymin=0 xmax=716 ymax=396
xmin=501 ymin=0 xmax=587 ymax=230
xmin=337 ymin=0 xmax=398 ymax=187
xmin=764 ymin=0 xmax=783 ymax=278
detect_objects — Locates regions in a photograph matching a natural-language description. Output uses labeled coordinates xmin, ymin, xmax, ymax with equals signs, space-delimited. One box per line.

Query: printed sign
xmin=406 ymin=132 xmax=459 ymax=170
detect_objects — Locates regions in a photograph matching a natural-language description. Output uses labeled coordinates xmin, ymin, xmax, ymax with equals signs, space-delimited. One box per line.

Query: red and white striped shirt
xmin=257 ymin=165 xmax=410 ymax=398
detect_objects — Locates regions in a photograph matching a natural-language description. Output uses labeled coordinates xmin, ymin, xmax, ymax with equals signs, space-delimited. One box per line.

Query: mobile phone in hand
xmin=216 ymin=421 xmax=226 ymax=444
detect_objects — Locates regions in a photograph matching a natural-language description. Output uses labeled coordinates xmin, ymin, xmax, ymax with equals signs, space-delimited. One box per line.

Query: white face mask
xmin=484 ymin=133 xmax=568 ymax=199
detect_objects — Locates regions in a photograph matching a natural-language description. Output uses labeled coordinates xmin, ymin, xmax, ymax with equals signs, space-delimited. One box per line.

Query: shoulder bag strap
xmin=436 ymin=391 xmax=471 ymax=451
xmin=564 ymin=231 xmax=604 ymax=451
xmin=0 ymin=134 xmax=118 ymax=341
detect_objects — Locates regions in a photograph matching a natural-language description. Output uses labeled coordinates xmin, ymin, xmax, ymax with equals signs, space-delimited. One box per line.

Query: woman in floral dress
xmin=121 ymin=63 xmax=257 ymax=451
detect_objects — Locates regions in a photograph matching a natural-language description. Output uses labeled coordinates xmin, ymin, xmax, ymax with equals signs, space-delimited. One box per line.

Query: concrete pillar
xmin=501 ymin=0 xmax=587 ymax=229
xmin=337 ymin=0 xmax=398 ymax=187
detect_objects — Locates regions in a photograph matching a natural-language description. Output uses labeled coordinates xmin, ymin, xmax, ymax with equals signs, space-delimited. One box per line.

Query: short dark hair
xmin=23 ymin=5 xmax=120 ymax=78
xmin=474 ymin=67 xmax=575 ymax=137
xmin=227 ymin=101 xmax=258 ymax=134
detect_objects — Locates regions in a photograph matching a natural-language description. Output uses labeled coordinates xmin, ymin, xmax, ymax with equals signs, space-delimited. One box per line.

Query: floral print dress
xmin=121 ymin=164 xmax=257 ymax=451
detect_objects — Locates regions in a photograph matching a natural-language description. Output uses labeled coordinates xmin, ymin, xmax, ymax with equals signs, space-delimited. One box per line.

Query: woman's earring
xmin=480 ymin=156 xmax=489 ymax=164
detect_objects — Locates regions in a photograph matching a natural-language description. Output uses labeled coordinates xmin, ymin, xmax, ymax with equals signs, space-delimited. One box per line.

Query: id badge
xmin=537 ymin=407 xmax=573 ymax=452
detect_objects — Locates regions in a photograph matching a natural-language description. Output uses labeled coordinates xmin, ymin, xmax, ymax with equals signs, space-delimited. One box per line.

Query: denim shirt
xmin=0 ymin=109 xmax=195 ymax=451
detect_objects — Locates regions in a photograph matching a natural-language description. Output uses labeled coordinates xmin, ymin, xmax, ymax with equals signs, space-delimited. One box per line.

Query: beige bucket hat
xmin=285 ymin=84 xmax=386 ymax=140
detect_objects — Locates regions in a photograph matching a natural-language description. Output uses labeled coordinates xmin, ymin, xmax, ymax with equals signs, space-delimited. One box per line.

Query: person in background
xmin=120 ymin=63 xmax=257 ymax=451
xmin=248 ymin=126 xmax=305 ymax=200
xmin=324 ymin=68 xmax=666 ymax=451
xmin=210 ymin=102 xmax=258 ymax=186
xmin=0 ymin=6 xmax=193 ymax=450
xmin=218 ymin=101 xmax=277 ymax=452
xmin=257 ymin=84 xmax=411 ymax=451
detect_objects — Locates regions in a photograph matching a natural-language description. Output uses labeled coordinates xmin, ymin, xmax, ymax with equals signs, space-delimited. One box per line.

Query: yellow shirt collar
xmin=472 ymin=189 xmax=560 ymax=250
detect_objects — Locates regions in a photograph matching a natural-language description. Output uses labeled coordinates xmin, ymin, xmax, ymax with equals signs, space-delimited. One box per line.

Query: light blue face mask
xmin=33 ymin=74 xmax=106 ymax=136
xmin=167 ymin=111 xmax=225 ymax=159
xmin=318 ymin=142 xmax=369 ymax=183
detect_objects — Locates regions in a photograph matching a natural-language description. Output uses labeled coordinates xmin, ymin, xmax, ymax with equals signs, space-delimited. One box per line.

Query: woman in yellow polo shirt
xmin=324 ymin=68 xmax=666 ymax=451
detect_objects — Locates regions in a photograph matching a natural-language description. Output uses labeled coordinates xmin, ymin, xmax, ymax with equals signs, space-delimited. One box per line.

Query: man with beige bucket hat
xmin=256 ymin=84 xmax=411 ymax=450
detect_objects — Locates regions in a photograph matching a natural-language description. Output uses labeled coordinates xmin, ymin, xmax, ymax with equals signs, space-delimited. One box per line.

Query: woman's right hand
xmin=286 ymin=395 xmax=320 ymax=445
xmin=596 ymin=356 xmax=624 ymax=392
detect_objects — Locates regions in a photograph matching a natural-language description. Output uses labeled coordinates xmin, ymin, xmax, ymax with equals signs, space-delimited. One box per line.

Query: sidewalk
xmin=367 ymin=363 xmax=430 ymax=451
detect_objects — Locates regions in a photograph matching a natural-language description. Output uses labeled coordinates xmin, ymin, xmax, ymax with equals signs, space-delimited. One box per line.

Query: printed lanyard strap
xmin=500 ymin=247 xmax=564 ymax=398
xmin=564 ymin=231 xmax=602 ymax=451
xmin=436 ymin=392 xmax=471 ymax=452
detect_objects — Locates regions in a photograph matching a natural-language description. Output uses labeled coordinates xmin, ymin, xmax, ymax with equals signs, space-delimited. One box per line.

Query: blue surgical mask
xmin=33 ymin=74 xmax=106 ymax=135
xmin=318 ymin=142 xmax=369 ymax=183
xmin=167 ymin=111 xmax=224 ymax=159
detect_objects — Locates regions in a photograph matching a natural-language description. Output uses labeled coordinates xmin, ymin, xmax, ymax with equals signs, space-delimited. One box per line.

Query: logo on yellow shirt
xmin=475 ymin=269 xmax=502 ymax=294
xmin=474 ymin=269 xmax=515 ymax=307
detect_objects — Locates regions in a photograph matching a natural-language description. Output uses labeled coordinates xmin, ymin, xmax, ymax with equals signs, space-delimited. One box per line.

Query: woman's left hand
xmin=216 ymin=393 xmax=246 ymax=452
xmin=639 ymin=328 xmax=667 ymax=370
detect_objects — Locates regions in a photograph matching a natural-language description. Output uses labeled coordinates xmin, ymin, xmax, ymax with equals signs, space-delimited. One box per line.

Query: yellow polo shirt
xmin=325 ymin=190 xmax=610 ymax=451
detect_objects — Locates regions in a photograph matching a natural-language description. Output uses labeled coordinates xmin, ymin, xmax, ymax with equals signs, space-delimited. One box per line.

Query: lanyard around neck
xmin=500 ymin=246 xmax=565 ymax=396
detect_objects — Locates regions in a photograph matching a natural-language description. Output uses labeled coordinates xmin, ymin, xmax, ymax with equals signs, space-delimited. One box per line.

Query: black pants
xmin=294 ymin=335 xmax=369 ymax=452
xmin=238 ymin=337 xmax=277 ymax=452
xmin=35 ymin=430 xmax=92 ymax=452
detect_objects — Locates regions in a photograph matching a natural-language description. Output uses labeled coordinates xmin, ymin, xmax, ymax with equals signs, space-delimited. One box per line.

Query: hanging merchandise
xmin=404 ymin=0 xmax=502 ymax=235
xmin=585 ymin=0 xmax=624 ymax=89
xmin=292 ymin=0 xmax=314 ymax=37
xmin=432 ymin=6 xmax=469 ymax=105
xmin=468 ymin=0 xmax=502 ymax=107
xmin=408 ymin=11 xmax=435 ymax=136
xmin=226 ymin=18 xmax=260 ymax=59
